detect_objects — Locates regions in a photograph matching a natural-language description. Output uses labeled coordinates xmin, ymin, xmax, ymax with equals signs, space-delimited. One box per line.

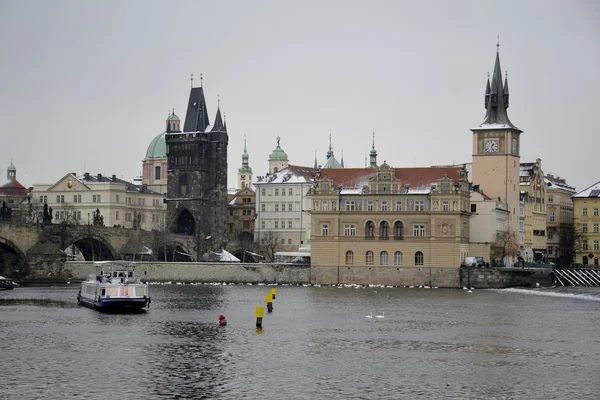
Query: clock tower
xmin=471 ymin=45 xmax=522 ymax=234
xmin=238 ymin=134 xmax=253 ymax=189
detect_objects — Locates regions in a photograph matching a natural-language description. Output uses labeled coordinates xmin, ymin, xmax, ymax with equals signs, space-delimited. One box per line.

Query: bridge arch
xmin=64 ymin=234 xmax=116 ymax=261
xmin=173 ymin=207 xmax=195 ymax=236
xmin=0 ymin=236 xmax=30 ymax=278
xmin=153 ymin=240 xmax=194 ymax=262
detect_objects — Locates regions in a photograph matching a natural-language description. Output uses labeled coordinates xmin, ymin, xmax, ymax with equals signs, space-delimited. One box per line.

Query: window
xmin=39 ymin=195 xmax=47 ymax=203
xmin=288 ymin=188 xmax=293 ymax=196
xmin=582 ymin=240 xmax=588 ymax=251
xmin=582 ymin=223 xmax=588 ymax=233
xmin=116 ymin=211 xmax=120 ymax=220
xmin=548 ymin=246 xmax=553 ymax=255
xmin=287 ymin=220 xmax=292 ymax=229
xmin=395 ymin=201 xmax=403 ymax=211
xmin=394 ymin=251 xmax=403 ymax=265
xmin=548 ymin=195 xmax=553 ymax=202
xmin=548 ymin=231 xmax=554 ymax=240
xmin=331 ymin=201 xmax=337 ymax=211
xmin=275 ymin=189 xmax=279 ymax=196
xmin=595 ymin=208 xmax=599 ymax=216
xmin=56 ymin=195 xmax=64 ymax=203
xmin=594 ymin=223 xmax=599 ymax=233
xmin=381 ymin=201 xmax=388 ymax=211
xmin=380 ymin=251 xmax=388 ymax=265
xmin=344 ymin=224 xmax=356 ymax=236
xmin=441 ymin=182 xmax=451 ymax=193
xmin=155 ymin=166 xmax=161 ymax=180
xmin=288 ymin=203 xmax=293 ymax=211
xmin=73 ymin=195 xmax=82 ymax=203
xmin=583 ymin=208 xmax=588 ymax=216
xmin=261 ymin=221 xmax=265 ymax=229
xmin=367 ymin=201 xmax=374 ymax=211
xmin=442 ymin=200 xmax=450 ymax=211
xmin=288 ymin=238 xmax=292 ymax=245
xmin=365 ymin=221 xmax=375 ymax=238
xmin=345 ymin=251 xmax=354 ymax=265
xmin=92 ymin=195 xmax=101 ymax=203
xmin=275 ymin=203 xmax=279 ymax=212
xmin=394 ymin=221 xmax=404 ymax=239
xmin=471 ymin=204 xmax=477 ymax=213
xmin=274 ymin=220 xmax=279 ymax=229
xmin=345 ymin=200 xmax=356 ymax=211
xmin=321 ymin=224 xmax=329 ymax=236
xmin=415 ymin=251 xmax=424 ymax=265
xmin=366 ymin=251 xmax=374 ymax=265
xmin=282 ymin=189 xmax=286 ymax=196
xmin=380 ymin=221 xmax=389 ymax=239
xmin=413 ymin=224 xmax=426 ymax=237
xmin=594 ymin=240 xmax=599 ymax=251
xmin=550 ymin=212 xmax=555 ymax=222
xmin=415 ymin=201 xmax=424 ymax=211
xmin=261 ymin=204 xmax=266 ymax=212
xmin=322 ymin=201 xmax=328 ymax=211
xmin=261 ymin=188 xmax=266 ymax=196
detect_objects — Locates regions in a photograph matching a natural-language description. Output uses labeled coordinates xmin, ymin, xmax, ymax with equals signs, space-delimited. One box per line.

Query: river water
xmin=1 ymin=284 xmax=600 ymax=400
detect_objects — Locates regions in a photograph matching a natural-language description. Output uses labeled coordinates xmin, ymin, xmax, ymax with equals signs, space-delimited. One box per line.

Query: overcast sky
xmin=1 ymin=0 xmax=598 ymax=192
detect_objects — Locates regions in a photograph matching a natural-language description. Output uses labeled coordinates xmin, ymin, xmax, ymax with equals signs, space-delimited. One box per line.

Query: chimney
xmin=112 ymin=174 xmax=117 ymax=182
xmin=71 ymin=172 xmax=76 ymax=176
xmin=84 ymin=172 xmax=90 ymax=180
xmin=97 ymin=173 xmax=103 ymax=181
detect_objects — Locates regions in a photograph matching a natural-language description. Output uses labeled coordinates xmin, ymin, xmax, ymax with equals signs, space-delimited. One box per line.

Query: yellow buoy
xmin=256 ymin=306 xmax=264 ymax=328
xmin=271 ymin=288 xmax=277 ymax=299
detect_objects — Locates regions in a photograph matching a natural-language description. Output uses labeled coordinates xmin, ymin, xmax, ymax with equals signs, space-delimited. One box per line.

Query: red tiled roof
xmin=0 ymin=180 xmax=27 ymax=197
xmin=286 ymin=165 xmax=317 ymax=179
xmin=319 ymin=167 xmax=462 ymax=189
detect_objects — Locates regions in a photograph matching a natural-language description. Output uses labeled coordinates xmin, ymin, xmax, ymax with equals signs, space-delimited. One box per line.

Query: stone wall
xmin=65 ymin=262 xmax=310 ymax=284
xmin=311 ymin=266 xmax=461 ymax=288
xmin=459 ymin=267 xmax=553 ymax=288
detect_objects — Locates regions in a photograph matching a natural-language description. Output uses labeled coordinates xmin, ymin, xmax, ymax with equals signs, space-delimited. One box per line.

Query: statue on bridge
xmin=92 ymin=208 xmax=104 ymax=227
xmin=42 ymin=202 xmax=53 ymax=225
xmin=0 ymin=201 xmax=12 ymax=221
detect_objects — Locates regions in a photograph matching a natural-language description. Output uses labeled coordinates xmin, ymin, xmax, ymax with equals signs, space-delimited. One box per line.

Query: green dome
xmin=269 ymin=137 xmax=288 ymax=161
xmin=7 ymin=163 xmax=16 ymax=172
xmin=146 ymin=132 xmax=167 ymax=159
xmin=167 ymin=113 xmax=180 ymax=121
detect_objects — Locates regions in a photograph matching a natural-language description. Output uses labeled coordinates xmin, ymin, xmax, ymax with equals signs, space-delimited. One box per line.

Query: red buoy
xmin=218 ymin=314 xmax=227 ymax=326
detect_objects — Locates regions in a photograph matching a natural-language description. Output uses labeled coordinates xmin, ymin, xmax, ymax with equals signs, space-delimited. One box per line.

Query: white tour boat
xmin=77 ymin=261 xmax=151 ymax=312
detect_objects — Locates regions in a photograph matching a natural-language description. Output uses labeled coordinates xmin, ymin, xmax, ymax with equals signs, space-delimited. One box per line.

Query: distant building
xmin=572 ymin=181 xmax=600 ymax=265
xmin=254 ymin=165 xmax=315 ymax=252
xmin=519 ymin=159 xmax=547 ymax=262
xmin=545 ymin=174 xmax=576 ymax=264
xmin=31 ymin=172 xmax=165 ymax=231
xmin=227 ymin=187 xmax=256 ymax=254
xmin=0 ymin=162 xmax=28 ymax=221
xmin=468 ymin=189 xmax=510 ymax=265
xmin=142 ymin=111 xmax=181 ymax=194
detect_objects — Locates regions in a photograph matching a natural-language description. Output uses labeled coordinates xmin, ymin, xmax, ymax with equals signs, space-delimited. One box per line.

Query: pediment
xmin=47 ymin=174 xmax=90 ymax=192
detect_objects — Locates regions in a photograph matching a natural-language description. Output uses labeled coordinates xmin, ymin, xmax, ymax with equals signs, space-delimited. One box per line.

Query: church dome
xmin=167 ymin=113 xmax=180 ymax=121
xmin=269 ymin=136 xmax=288 ymax=161
xmin=7 ymin=163 xmax=16 ymax=172
xmin=145 ymin=132 xmax=167 ymax=159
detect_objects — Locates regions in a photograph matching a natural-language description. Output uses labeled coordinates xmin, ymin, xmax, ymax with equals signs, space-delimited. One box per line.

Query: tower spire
xmin=190 ymin=73 xmax=193 ymax=88
xmin=200 ymin=73 xmax=203 ymax=88
xmin=341 ymin=150 xmax=344 ymax=168
xmin=314 ymin=150 xmax=318 ymax=169
xmin=369 ymin=130 xmax=377 ymax=168
xmin=326 ymin=130 xmax=334 ymax=159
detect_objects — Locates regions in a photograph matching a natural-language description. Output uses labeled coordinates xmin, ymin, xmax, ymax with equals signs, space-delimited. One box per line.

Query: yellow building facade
xmin=573 ymin=181 xmax=600 ymax=265
xmin=310 ymin=164 xmax=471 ymax=285
xmin=545 ymin=174 xmax=576 ymax=264
xmin=519 ymin=159 xmax=547 ymax=262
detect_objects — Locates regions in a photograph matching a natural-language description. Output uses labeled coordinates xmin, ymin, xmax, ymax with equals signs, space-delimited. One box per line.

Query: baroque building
xmin=268 ymin=137 xmax=289 ymax=174
xmin=165 ymin=80 xmax=228 ymax=251
xmin=471 ymin=46 xmax=521 ymax=238
xmin=31 ymin=172 xmax=165 ymax=231
xmin=545 ymin=174 xmax=576 ymax=264
xmin=572 ymin=181 xmax=600 ymax=266
xmin=227 ymin=187 xmax=256 ymax=253
xmin=309 ymin=163 xmax=471 ymax=285
xmin=142 ymin=111 xmax=181 ymax=194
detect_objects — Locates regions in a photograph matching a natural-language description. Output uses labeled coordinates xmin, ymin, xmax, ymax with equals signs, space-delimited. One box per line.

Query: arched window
xmin=380 ymin=251 xmax=388 ymax=265
xmin=365 ymin=221 xmax=375 ymax=239
xmin=155 ymin=166 xmax=161 ymax=180
xmin=345 ymin=250 xmax=354 ymax=265
xmin=394 ymin=251 xmax=403 ymax=265
xmin=394 ymin=221 xmax=404 ymax=240
xmin=415 ymin=251 xmax=424 ymax=266
xmin=366 ymin=251 xmax=374 ymax=265
xmin=380 ymin=221 xmax=390 ymax=239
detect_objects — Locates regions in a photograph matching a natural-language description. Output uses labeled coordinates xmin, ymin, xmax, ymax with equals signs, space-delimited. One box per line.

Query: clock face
xmin=485 ymin=140 xmax=499 ymax=153
xmin=512 ymin=139 xmax=517 ymax=154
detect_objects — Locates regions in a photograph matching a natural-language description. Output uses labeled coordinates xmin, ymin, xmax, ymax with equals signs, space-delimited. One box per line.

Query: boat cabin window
xmin=128 ymin=272 xmax=133 ymax=278
xmin=118 ymin=272 xmax=125 ymax=277
xmin=101 ymin=288 xmax=106 ymax=296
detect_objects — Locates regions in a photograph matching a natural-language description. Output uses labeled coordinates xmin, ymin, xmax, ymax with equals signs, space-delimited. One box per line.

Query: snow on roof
xmin=228 ymin=196 xmax=237 ymax=205
xmin=573 ymin=181 xmax=600 ymax=198
xmin=255 ymin=165 xmax=316 ymax=185
xmin=471 ymin=123 xmax=517 ymax=131
xmin=545 ymin=175 xmax=576 ymax=193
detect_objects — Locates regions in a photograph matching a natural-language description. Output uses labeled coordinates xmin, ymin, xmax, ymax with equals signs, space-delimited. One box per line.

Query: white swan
xmin=376 ymin=312 xmax=385 ymax=319
xmin=365 ymin=312 xmax=373 ymax=319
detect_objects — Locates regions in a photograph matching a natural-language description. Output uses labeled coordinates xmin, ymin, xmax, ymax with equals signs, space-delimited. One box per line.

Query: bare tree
xmin=233 ymin=226 xmax=256 ymax=262
xmin=493 ymin=230 xmax=520 ymax=267
xmin=261 ymin=230 xmax=281 ymax=262
xmin=57 ymin=202 xmax=79 ymax=250
xmin=151 ymin=206 xmax=175 ymax=261
xmin=556 ymin=227 xmax=586 ymax=267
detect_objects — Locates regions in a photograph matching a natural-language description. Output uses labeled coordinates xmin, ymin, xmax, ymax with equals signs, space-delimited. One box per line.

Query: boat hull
xmin=77 ymin=293 xmax=150 ymax=313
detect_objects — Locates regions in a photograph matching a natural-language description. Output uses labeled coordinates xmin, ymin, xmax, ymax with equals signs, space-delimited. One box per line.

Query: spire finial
xmin=217 ymin=95 xmax=220 ymax=108
xmin=172 ymin=105 xmax=175 ymax=115
xmin=244 ymin=133 xmax=247 ymax=149
xmin=277 ymin=136 xmax=280 ymax=146
xmin=372 ymin=130 xmax=375 ymax=149
xmin=496 ymin=34 xmax=500 ymax=53
xmin=191 ymin=73 xmax=193 ymax=88
xmin=329 ymin=129 xmax=332 ymax=151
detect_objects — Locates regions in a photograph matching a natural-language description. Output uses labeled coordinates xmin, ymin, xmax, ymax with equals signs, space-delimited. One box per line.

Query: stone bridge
xmin=0 ymin=222 xmax=200 ymax=280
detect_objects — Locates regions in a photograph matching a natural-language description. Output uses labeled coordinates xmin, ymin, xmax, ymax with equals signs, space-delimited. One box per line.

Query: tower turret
xmin=369 ymin=131 xmax=377 ymax=168
xmin=7 ymin=161 xmax=16 ymax=182
xmin=238 ymin=134 xmax=253 ymax=189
